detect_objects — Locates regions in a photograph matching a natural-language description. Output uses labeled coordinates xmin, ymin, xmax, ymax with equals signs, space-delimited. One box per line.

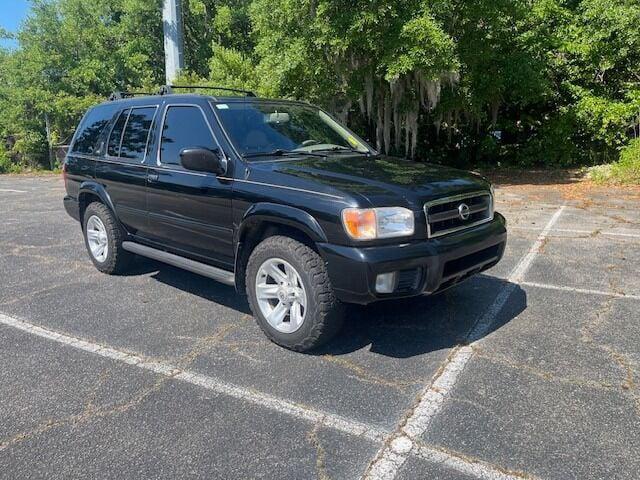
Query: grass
xmin=0 ymin=165 xmax=61 ymax=175
xmin=588 ymin=139 xmax=640 ymax=185
xmin=0 ymin=157 xmax=60 ymax=175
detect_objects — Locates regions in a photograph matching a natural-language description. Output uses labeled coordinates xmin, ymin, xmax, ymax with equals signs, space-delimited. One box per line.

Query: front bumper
xmin=317 ymin=213 xmax=507 ymax=305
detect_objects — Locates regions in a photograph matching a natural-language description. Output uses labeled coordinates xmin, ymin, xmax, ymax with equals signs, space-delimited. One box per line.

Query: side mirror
xmin=180 ymin=147 xmax=227 ymax=175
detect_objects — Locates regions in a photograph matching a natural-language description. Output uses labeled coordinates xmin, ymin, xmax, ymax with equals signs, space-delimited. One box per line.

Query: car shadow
xmin=133 ymin=257 xmax=525 ymax=359
xmin=314 ymin=274 xmax=526 ymax=358
xmin=130 ymin=257 xmax=252 ymax=314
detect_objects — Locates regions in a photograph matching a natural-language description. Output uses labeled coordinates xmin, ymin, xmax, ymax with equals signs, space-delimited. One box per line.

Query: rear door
xmin=144 ymin=103 xmax=234 ymax=270
xmin=95 ymin=105 xmax=158 ymax=235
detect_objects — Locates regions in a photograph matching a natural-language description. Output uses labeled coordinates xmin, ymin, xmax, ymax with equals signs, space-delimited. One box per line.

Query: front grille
xmin=425 ymin=191 xmax=493 ymax=238
xmin=442 ymin=244 xmax=500 ymax=280
xmin=434 ymin=243 xmax=503 ymax=293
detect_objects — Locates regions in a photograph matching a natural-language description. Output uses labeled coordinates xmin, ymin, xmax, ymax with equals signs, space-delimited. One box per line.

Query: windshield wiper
xmin=308 ymin=146 xmax=369 ymax=155
xmin=243 ymin=149 xmax=326 ymax=158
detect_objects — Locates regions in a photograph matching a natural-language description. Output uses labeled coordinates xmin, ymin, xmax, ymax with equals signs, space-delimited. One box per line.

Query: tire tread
xmin=83 ymin=202 xmax=132 ymax=274
xmin=246 ymin=236 xmax=343 ymax=351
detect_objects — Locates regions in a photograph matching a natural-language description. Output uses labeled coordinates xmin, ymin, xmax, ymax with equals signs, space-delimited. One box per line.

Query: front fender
xmin=233 ymin=203 xmax=328 ymax=293
xmin=237 ymin=203 xmax=328 ymax=244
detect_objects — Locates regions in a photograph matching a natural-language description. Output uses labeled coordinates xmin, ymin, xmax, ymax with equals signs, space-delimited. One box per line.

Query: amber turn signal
xmin=342 ymin=208 xmax=377 ymax=240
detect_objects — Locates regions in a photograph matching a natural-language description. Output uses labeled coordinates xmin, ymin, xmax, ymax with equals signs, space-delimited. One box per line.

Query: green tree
xmin=0 ymin=0 xmax=164 ymax=168
xmin=1 ymin=0 xmax=639 ymax=172
xmin=249 ymin=0 xmax=459 ymax=156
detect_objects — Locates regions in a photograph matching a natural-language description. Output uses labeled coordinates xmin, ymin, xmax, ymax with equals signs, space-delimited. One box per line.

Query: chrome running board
xmin=122 ymin=241 xmax=235 ymax=286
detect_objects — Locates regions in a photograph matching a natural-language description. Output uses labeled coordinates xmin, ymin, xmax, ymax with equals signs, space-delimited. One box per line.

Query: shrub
xmin=511 ymin=112 xmax=581 ymax=167
xmin=0 ymin=145 xmax=19 ymax=173
xmin=589 ymin=139 xmax=640 ymax=184
xmin=611 ymin=139 xmax=640 ymax=183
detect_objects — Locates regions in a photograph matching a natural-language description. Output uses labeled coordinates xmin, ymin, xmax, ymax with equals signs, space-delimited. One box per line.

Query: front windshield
xmin=212 ymin=101 xmax=371 ymax=157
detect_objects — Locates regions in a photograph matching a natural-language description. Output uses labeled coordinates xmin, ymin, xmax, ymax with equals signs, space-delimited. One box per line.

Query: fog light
xmin=375 ymin=272 xmax=397 ymax=293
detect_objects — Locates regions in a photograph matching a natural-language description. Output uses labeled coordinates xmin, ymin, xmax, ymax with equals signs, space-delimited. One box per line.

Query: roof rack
xmin=108 ymin=91 xmax=154 ymax=101
xmin=158 ymin=85 xmax=256 ymax=97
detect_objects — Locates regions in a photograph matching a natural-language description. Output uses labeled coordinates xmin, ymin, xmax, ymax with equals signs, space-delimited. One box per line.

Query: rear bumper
xmin=63 ymin=195 xmax=81 ymax=221
xmin=318 ymin=213 xmax=507 ymax=305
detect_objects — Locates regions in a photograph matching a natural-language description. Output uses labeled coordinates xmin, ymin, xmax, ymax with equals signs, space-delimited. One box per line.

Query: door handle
xmin=147 ymin=173 xmax=159 ymax=182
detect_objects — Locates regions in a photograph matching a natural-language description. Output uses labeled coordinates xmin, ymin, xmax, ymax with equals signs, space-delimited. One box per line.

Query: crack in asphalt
xmin=0 ymin=282 xmax=83 ymax=307
xmin=472 ymin=347 xmax=619 ymax=392
xmin=412 ymin=438 xmax=538 ymax=480
xmin=0 ymin=324 xmax=235 ymax=452
xmin=175 ymin=330 xmax=265 ymax=364
xmin=307 ymin=422 xmax=331 ymax=480
xmin=321 ymin=355 xmax=422 ymax=392
xmin=580 ymin=298 xmax=639 ymax=415
xmin=0 ymin=369 xmax=168 ymax=452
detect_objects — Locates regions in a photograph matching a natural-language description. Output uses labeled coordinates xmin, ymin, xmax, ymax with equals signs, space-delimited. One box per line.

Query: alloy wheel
xmin=86 ymin=215 xmax=109 ymax=263
xmin=255 ymin=258 xmax=308 ymax=333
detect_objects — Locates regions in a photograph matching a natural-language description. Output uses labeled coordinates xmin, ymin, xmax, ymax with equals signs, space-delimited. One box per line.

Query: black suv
xmin=63 ymin=86 xmax=507 ymax=351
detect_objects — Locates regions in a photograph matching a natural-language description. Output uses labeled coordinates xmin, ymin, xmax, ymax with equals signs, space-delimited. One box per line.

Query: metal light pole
xmin=163 ymin=0 xmax=185 ymax=84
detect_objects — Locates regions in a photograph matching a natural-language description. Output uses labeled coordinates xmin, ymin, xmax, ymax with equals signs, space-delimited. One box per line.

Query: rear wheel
xmin=246 ymin=236 xmax=344 ymax=351
xmin=83 ymin=202 xmax=132 ymax=274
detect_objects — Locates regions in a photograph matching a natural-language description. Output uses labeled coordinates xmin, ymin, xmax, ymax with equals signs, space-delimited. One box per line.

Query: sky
xmin=0 ymin=0 xmax=32 ymax=49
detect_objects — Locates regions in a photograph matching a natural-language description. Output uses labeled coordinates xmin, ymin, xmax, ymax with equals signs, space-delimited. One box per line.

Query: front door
xmin=144 ymin=103 xmax=234 ymax=270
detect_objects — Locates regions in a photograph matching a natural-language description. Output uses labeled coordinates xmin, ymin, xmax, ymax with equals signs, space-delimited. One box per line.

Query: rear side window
xmin=159 ymin=106 xmax=217 ymax=166
xmin=71 ymin=104 xmax=118 ymax=155
xmin=107 ymin=109 xmax=129 ymax=157
xmin=120 ymin=107 xmax=157 ymax=162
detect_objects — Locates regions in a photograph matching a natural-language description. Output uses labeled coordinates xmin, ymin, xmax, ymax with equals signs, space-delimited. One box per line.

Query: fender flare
xmin=233 ymin=203 xmax=328 ymax=291
xmin=78 ymin=181 xmax=117 ymax=219
xmin=236 ymin=203 xmax=328 ymax=244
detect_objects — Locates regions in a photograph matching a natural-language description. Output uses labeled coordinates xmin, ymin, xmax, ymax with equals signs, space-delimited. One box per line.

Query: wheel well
xmin=235 ymin=221 xmax=320 ymax=294
xmin=78 ymin=192 xmax=103 ymax=222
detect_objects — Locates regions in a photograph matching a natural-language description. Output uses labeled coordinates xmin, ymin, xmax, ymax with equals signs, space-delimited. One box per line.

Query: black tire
xmin=246 ymin=236 xmax=344 ymax=352
xmin=82 ymin=202 xmax=132 ymax=274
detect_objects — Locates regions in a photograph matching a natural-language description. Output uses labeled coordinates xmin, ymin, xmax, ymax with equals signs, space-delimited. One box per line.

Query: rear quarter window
xmin=107 ymin=109 xmax=129 ymax=157
xmin=71 ymin=104 xmax=119 ymax=155
xmin=120 ymin=107 xmax=158 ymax=162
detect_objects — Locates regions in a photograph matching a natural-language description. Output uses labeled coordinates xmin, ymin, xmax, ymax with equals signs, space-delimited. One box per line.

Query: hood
xmin=248 ymin=154 xmax=491 ymax=208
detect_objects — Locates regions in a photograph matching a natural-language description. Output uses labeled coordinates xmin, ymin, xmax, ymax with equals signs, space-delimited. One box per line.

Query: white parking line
xmin=0 ymin=188 xmax=27 ymax=193
xmin=0 ymin=312 xmax=536 ymax=479
xmin=509 ymin=207 xmax=566 ymax=283
xmin=362 ymin=206 xmax=566 ymax=480
xmin=510 ymin=225 xmax=640 ymax=239
xmin=413 ymin=444 xmax=532 ymax=480
xmin=0 ymin=312 xmax=385 ymax=445
xmin=519 ymin=281 xmax=640 ymax=300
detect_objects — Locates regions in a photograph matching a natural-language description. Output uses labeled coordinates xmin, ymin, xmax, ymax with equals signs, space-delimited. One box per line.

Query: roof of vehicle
xmin=99 ymin=93 xmax=313 ymax=109
xmin=98 ymin=85 xmax=313 ymax=108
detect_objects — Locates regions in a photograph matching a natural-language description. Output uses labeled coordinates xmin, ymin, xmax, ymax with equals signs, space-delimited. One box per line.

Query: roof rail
xmin=108 ymin=91 xmax=154 ymax=101
xmin=159 ymin=85 xmax=256 ymax=97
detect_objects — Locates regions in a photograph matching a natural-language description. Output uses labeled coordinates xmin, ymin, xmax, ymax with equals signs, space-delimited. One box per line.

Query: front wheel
xmin=246 ymin=236 xmax=344 ymax=352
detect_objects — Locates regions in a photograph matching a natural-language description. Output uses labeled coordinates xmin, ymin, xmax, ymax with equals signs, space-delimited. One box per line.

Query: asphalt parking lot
xmin=1 ymin=175 xmax=639 ymax=479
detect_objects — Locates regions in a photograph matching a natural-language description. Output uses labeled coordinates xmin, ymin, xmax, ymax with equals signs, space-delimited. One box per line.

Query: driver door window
xmin=160 ymin=106 xmax=217 ymax=167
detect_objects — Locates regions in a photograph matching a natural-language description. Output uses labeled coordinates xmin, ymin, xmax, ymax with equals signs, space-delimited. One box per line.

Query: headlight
xmin=342 ymin=207 xmax=415 ymax=240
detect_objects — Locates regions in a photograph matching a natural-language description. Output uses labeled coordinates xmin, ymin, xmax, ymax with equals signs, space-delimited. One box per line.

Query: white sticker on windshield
xmin=216 ymin=104 xmax=229 ymax=109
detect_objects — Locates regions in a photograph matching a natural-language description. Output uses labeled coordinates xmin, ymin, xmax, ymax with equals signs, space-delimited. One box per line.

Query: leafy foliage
xmin=590 ymin=138 xmax=640 ymax=184
xmin=0 ymin=0 xmax=639 ymax=172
